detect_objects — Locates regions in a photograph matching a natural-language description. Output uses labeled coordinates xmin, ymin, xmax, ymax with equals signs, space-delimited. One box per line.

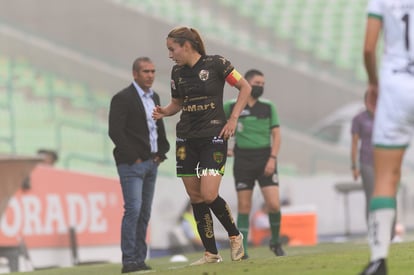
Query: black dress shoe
xmin=121 ymin=262 xmax=151 ymax=273
xmin=136 ymin=262 xmax=151 ymax=271
xmin=122 ymin=263 xmax=136 ymax=273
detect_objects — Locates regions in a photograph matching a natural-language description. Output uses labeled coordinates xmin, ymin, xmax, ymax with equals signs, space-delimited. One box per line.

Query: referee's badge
xmin=199 ymin=70 xmax=209 ymax=81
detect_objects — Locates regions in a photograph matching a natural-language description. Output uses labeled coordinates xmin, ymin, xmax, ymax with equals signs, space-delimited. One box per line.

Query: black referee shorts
xmin=233 ymin=147 xmax=279 ymax=191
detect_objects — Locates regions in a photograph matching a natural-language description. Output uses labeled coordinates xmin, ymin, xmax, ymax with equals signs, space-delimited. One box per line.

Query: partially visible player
xmin=351 ymin=92 xmax=374 ymax=222
xmin=360 ymin=1 xmax=414 ymax=275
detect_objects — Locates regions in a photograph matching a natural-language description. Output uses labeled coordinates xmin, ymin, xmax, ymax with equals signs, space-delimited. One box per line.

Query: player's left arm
xmin=264 ymin=126 xmax=281 ymax=176
xmin=220 ymin=70 xmax=251 ymax=139
xmin=264 ymin=102 xmax=281 ymax=176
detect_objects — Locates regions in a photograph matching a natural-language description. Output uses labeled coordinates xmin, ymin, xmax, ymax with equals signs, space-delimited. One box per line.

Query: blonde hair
xmin=167 ymin=26 xmax=206 ymax=56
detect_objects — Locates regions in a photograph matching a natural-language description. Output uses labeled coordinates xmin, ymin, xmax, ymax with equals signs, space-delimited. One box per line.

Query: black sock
xmin=192 ymin=202 xmax=218 ymax=254
xmin=207 ymin=196 xmax=239 ymax=237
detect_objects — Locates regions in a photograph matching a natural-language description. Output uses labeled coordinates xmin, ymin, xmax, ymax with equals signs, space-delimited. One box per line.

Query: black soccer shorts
xmin=176 ymin=136 xmax=227 ymax=177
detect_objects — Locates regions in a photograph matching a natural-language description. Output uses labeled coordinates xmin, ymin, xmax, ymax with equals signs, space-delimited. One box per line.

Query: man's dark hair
xmin=132 ymin=56 xmax=152 ymax=72
xmin=244 ymin=69 xmax=264 ymax=82
xmin=37 ymin=149 xmax=59 ymax=163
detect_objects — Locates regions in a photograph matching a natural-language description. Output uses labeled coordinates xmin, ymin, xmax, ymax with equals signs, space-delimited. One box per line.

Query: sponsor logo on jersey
xmin=236 ymin=182 xmax=248 ymax=189
xmin=182 ymin=102 xmax=216 ymax=112
xmin=210 ymin=120 xmax=222 ymax=125
xmin=212 ymin=136 xmax=224 ymax=144
xmin=195 ymin=162 xmax=221 ymax=178
xmin=176 ymin=146 xmax=186 ymax=160
xmin=213 ymin=152 xmax=224 ymax=163
xmin=199 ymin=70 xmax=209 ymax=81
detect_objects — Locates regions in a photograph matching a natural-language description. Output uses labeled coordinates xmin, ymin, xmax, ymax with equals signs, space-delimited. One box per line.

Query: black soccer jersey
xmin=170 ymin=55 xmax=235 ymax=138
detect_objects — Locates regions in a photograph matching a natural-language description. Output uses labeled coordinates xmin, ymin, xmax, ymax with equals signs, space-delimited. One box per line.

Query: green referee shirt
xmin=223 ymin=98 xmax=280 ymax=149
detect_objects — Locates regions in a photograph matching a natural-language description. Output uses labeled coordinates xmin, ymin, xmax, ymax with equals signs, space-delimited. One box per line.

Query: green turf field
xmin=11 ymin=241 xmax=414 ymax=275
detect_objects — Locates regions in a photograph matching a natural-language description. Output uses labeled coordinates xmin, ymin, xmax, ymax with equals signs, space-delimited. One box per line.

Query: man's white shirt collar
xmin=132 ymin=80 xmax=154 ymax=98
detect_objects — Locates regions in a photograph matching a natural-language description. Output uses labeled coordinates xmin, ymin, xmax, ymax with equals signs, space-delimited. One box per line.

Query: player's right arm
xmin=363 ymin=13 xmax=382 ymax=110
xmin=153 ymin=97 xmax=182 ymax=120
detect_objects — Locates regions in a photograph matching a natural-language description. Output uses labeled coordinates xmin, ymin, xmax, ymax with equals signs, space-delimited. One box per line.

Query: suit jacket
xmin=108 ymin=83 xmax=170 ymax=166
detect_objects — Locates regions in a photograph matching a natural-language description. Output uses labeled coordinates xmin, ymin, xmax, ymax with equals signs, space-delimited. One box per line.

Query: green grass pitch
xmin=13 ymin=241 xmax=414 ymax=275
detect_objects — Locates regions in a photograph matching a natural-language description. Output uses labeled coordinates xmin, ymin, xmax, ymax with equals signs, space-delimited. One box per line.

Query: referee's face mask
xmin=251 ymin=85 xmax=264 ymax=99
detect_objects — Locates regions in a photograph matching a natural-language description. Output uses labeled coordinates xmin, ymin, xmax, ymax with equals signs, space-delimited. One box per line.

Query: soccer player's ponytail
xmin=189 ymin=28 xmax=206 ymax=56
xmin=167 ymin=26 xmax=206 ymax=56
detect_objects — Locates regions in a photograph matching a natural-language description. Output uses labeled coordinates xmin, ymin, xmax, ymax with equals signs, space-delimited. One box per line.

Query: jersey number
xmin=402 ymin=13 xmax=410 ymax=50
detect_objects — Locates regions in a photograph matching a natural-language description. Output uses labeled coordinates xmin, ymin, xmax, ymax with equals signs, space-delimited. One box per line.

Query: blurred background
xmin=0 ymin=0 xmax=371 ymax=176
xmin=1 ymin=0 xmax=414 ymax=271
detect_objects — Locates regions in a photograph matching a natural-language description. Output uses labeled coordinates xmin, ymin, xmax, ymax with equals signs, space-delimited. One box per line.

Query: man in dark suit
xmin=108 ymin=57 xmax=170 ymax=273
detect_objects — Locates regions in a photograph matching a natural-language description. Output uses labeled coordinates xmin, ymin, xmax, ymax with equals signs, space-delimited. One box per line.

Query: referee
xmin=224 ymin=69 xmax=285 ymax=259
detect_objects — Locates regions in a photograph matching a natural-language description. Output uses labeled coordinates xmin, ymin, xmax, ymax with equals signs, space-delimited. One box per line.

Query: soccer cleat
xmin=270 ymin=242 xmax=286 ymax=256
xmin=229 ymin=233 xmax=245 ymax=261
xmin=190 ymin=252 xmax=223 ymax=266
xmin=241 ymin=254 xmax=249 ymax=260
xmin=359 ymin=259 xmax=386 ymax=275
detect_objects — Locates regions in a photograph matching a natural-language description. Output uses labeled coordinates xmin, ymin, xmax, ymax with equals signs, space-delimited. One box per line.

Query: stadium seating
xmin=0 ymin=53 xmax=182 ymax=178
xmin=115 ymin=0 xmax=369 ymax=82
xmin=219 ymin=0 xmax=368 ymax=76
xmin=117 ymin=0 xmax=275 ymax=57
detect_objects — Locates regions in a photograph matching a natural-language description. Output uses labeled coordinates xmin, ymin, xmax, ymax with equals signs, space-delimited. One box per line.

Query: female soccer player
xmin=153 ymin=26 xmax=251 ymax=265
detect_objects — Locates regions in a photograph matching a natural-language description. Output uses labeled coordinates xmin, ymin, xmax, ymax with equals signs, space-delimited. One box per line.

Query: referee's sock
xmin=269 ymin=211 xmax=281 ymax=245
xmin=208 ymin=196 xmax=240 ymax=237
xmin=237 ymin=213 xmax=249 ymax=255
xmin=192 ymin=202 xmax=218 ymax=255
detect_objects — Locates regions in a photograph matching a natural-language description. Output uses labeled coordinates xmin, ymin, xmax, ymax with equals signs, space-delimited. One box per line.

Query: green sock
xmin=269 ymin=211 xmax=281 ymax=245
xmin=237 ymin=213 xmax=249 ymax=255
xmin=368 ymin=197 xmax=396 ymax=261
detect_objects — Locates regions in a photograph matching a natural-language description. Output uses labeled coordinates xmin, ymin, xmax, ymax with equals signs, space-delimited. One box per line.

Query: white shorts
xmin=373 ymin=68 xmax=414 ymax=148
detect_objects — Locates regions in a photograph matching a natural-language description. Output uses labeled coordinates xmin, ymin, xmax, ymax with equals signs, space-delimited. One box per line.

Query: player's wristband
xmin=351 ymin=164 xmax=357 ymax=170
xmin=269 ymin=155 xmax=277 ymax=160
